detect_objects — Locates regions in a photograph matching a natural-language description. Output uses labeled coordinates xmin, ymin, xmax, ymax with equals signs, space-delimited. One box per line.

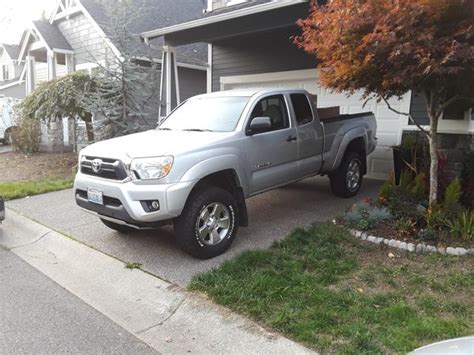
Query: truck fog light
xmin=141 ymin=200 xmax=160 ymax=212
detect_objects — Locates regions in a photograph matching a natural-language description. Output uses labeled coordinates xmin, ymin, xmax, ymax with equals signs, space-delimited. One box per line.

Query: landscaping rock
xmin=455 ymin=248 xmax=467 ymax=256
xmin=375 ymin=237 xmax=384 ymax=245
xmin=468 ymin=249 xmax=474 ymax=256
xmin=446 ymin=247 xmax=458 ymax=256
xmin=437 ymin=247 xmax=446 ymax=255
xmin=367 ymin=236 xmax=377 ymax=243
xmin=361 ymin=233 xmax=367 ymax=241
xmin=354 ymin=230 xmax=362 ymax=238
xmin=416 ymin=244 xmax=426 ymax=253
xmin=383 ymin=239 xmax=390 ymax=245
xmin=399 ymin=242 xmax=408 ymax=251
xmin=388 ymin=239 xmax=397 ymax=248
xmin=426 ymin=245 xmax=437 ymax=253
xmin=407 ymin=243 xmax=415 ymax=252
xmin=416 ymin=205 xmax=427 ymax=214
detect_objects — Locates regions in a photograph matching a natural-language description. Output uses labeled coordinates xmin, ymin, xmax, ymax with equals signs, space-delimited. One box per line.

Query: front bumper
xmin=74 ymin=173 xmax=195 ymax=225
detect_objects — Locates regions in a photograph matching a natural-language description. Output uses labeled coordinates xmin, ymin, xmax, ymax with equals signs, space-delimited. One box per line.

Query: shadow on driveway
xmin=7 ymin=176 xmax=381 ymax=286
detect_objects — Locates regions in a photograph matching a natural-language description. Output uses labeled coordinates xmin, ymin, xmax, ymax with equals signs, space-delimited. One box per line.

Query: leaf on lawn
xmin=388 ymin=252 xmax=395 ymax=258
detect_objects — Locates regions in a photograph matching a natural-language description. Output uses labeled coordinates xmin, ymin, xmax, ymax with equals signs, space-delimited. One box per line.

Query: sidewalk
xmin=0 ymin=209 xmax=314 ymax=354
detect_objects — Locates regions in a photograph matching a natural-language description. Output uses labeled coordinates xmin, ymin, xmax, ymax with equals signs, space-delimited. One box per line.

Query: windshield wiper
xmin=182 ymin=128 xmax=213 ymax=132
xmin=157 ymin=127 xmax=172 ymax=131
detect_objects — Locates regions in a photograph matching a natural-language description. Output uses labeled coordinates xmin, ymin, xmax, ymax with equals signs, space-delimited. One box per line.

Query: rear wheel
xmin=174 ymin=186 xmax=239 ymax=259
xmin=100 ymin=218 xmax=136 ymax=233
xmin=329 ymin=151 xmax=364 ymax=198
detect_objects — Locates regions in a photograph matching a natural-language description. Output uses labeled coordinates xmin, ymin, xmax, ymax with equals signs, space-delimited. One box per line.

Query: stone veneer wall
xmin=402 ymin=131 xmax=474 ymax=178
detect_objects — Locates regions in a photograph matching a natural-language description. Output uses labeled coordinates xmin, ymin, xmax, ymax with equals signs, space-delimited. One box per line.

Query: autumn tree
xmin=296 ymin=0 xmax=474 ymax=206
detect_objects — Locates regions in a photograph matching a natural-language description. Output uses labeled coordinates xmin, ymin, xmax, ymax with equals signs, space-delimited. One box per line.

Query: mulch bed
xmin=0 ymin=151 xmax=78 ymax=182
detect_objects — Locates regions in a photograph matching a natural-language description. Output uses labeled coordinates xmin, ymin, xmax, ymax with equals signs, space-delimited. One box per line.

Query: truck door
xmin=245 ymin=94 xmax=299 ymax=194
xmin=290 ymin=93 xmax=324 ymax=177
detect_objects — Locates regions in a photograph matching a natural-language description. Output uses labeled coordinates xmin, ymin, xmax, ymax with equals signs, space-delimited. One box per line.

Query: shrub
xmin=461 ymin=152 xmax=474 ymax=208
xmin=426 ymin=205 xmax=448 ymax=231
xmin=418 ymin=228 xmax=437 ymax=242
xmin=412 ymin=173 xmax=427 ymax=201
xmin=444 ymin=178 xmax=462 ymax=208
xmin=447 ymin=211 xmax=474 ymax=241
xmin=379 ymin=179 xmax=394 ymax=202
xmin=12 ymin=116 xmax=41 ymax=154
xmin=343 ymin=202 xmax=392 ymax=230
xmin=394 ymin=217 xmax=416 ymax=238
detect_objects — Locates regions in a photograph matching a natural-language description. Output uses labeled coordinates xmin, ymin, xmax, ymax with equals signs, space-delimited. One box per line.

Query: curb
xmin=347 ymin=228 xmax=473 ymax=256
xmin=1 ymin=208 xmax=315 ymax=354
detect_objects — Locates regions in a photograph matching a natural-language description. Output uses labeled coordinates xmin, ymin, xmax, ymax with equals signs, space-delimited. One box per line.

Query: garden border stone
xmin=343 ymin=225 xmax=472 ymax=256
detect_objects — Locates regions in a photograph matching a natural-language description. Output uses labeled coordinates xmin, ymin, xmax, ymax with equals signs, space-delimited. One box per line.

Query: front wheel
xmin=174 ymin=186 xmax=239 ymax=259
xmin=329 ymin=151 xmax=364 ymax=198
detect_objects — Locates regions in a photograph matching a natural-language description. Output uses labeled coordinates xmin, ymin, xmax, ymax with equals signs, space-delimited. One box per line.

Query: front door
xmin=245 ymin=94 xmax=299 ymax=194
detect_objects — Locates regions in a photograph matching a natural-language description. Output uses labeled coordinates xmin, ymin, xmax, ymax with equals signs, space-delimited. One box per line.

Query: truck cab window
xmin=290 ymin=94 xmax=313 ymax=125
xmin=250 ymin=95 xmax=289 ymax=131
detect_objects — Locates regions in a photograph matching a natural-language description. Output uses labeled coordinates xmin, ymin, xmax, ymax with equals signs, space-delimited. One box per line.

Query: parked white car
xmin=0 ymin=97 xmax=19 ymax=145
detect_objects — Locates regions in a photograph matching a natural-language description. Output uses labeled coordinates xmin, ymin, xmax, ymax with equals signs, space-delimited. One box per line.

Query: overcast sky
xmin=0 ymin=0 xmax=57 ymax=44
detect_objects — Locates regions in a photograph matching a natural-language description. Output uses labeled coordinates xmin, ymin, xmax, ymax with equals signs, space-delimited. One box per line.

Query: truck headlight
xmin=130 ymin=156 xmax=174 ymax=180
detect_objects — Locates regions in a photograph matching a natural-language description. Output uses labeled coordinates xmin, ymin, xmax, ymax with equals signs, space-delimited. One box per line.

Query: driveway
xmin=0 ymin=145 xmax=12 ymax=154
xmin=7 ymin=176 xmax=381 ymax=286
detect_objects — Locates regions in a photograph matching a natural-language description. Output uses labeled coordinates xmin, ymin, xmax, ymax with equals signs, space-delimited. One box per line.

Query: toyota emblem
xmin=91 ymin=159 xmax=103 ymax=174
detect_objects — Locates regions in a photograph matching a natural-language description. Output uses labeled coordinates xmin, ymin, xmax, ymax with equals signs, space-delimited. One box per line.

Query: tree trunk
xmin=83 ymin=112 xmax=94 ymax=142
xmin=428 ymin=123 xmax=438 ymax=206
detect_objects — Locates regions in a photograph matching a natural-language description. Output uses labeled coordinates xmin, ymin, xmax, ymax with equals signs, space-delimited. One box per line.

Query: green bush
xmin=447 ymin=211 xmax=474 ymax=241
xmin=444 ymin=178 xmax=462 ymax=208
xmin=426 ymin=205 xmax=448 ymax=231
xmin=394 ymin=217 xmax=416 ymax=238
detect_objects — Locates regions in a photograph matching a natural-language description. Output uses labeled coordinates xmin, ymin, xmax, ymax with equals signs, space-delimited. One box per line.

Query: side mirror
xmin=247 ymin=116 xmax=272 ymax=135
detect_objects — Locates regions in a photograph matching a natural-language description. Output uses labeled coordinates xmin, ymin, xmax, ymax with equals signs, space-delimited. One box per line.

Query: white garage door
xmin=220 ymin=69 xmax=412 ymax=179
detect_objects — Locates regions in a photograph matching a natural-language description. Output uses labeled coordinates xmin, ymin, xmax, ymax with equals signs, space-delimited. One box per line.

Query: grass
xmin=190 ymin=224 xmax=473 ymax=354
xmin=0 ymin=178 xmax=74 ymax=201
xmin=125 ymin=261 xmax=142 ymax=270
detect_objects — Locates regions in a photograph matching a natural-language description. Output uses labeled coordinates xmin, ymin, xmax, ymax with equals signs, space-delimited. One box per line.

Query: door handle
xmin=286 ymin=135 xmax=297 ymax=142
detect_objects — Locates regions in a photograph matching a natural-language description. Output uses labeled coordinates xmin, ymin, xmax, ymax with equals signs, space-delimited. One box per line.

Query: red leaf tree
xmin=296 ymin=0 xmax=474 ymax=206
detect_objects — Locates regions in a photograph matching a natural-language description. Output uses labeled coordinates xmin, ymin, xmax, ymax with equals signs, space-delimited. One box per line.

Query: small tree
xmin=84 ymin=0 xmax=161 ymax=137
xmin=296 ymin=0 xmax=474 ymax=206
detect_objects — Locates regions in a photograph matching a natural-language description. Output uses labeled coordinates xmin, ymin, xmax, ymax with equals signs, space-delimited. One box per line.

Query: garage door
xmin=220 ymin=69 xmax=412 ymax=179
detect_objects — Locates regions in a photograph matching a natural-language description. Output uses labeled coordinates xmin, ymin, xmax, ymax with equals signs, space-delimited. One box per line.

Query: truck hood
xmin=81 ymin=129 xmax=233 ymax=160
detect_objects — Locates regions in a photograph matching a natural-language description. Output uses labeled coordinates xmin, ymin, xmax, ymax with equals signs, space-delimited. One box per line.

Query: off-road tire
xmin=100 ymin=218 xmax=136 ymax=233
xmin=174 ymin=185 xmax=239 ymax=259
xmin=329 ymin=151 xmax=364 ymax=198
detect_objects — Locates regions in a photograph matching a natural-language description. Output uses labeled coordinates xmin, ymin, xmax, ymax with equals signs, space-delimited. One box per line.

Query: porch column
xmin=65 ymin=53 xmax=75 ymax=73
xmin=158 ymin=45 xmax=180 ymax=119
xmin=47 ymin=50 xmax=57 ymax=81
xmin=25 ymin=55 xmax=35 ymax=95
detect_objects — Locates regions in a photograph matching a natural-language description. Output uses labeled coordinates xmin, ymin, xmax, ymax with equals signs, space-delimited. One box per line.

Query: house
xmin=141 ymin=0 xmax=473 ymax=179
xmin=0 ymin=44 xmax=25 ymax=99
xmin=3 ymin=0 xmax=208 ymax=151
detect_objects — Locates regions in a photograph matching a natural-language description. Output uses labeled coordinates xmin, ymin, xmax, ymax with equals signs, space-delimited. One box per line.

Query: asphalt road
xmin=8 ymin=176 xmax=381 ymax=286
xmin=0 ymin=248 xmax=156 ymax=354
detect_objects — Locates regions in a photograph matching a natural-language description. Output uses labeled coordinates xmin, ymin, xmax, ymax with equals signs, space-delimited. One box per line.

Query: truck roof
xmin=192 ymin=88 xmax=309 ymax=99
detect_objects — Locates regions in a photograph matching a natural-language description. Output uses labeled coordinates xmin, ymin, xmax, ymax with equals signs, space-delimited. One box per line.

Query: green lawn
xmin=0 ymin=178 xmax=74 ymax=201
xmin=190 ymin=224 xmax=473 ymax=354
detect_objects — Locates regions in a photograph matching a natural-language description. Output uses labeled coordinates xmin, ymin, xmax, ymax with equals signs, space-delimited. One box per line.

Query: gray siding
xmin=212 ymin=27 xmax=316 ymax=92
xmin=0 ymin=82 xmax=26 ymax=99
xmin=409 ymin=92 xmax=430 ymax=125
xmin=179 ymin=67 xmax=207 ymax=100
xmin=56 ymin=13 xmax=109 ymax=65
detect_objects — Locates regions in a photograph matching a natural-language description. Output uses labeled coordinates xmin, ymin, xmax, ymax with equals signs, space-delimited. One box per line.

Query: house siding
xmin=211 ymin=27 xmax=316 ymax=92
xmin=56 ymin=13 xmax=109 ymax=65
xmin=0 ymin=82 xmax=25 ymax=99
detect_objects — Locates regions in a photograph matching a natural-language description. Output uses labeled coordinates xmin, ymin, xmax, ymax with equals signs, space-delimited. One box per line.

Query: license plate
xmin=87 ymin=188 xmax=103 ymax=205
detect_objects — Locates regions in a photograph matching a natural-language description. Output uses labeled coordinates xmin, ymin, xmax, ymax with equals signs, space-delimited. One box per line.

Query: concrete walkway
xmin=0 ymin=209 xmax=313 ymax=354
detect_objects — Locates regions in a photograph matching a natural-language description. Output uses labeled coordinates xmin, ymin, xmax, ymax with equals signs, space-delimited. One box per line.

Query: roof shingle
xmin=33 ymin=20 xmax=73 ymax=51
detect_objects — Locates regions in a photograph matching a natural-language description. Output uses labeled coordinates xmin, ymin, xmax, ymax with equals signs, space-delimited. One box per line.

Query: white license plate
xmin=87 ymin=188 xmax=103 ymax=205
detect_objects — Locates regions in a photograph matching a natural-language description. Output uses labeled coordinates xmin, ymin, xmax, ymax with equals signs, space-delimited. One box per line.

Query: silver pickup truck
xmin=74 ymin=88 xmax=377 ymax=258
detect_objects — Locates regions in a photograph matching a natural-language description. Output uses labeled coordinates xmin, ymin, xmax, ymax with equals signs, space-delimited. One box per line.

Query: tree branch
xmin=381 ymin=96 xmax=430 ymax=137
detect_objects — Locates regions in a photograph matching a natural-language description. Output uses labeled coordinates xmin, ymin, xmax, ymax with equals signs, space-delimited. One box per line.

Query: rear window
xmin=290 ymin=94 xmax=313 ymax=125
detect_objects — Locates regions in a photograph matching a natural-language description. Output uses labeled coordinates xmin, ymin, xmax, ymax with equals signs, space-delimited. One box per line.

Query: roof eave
xmin=141 ymin=0 xmax=308 ymax=41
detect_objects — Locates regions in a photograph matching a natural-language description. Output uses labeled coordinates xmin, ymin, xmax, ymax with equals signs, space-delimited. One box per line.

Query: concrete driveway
xmin=0 ymin=144 xmax=12 ymax=154
xmin=8 ymin=176 xmax=381 ymax=286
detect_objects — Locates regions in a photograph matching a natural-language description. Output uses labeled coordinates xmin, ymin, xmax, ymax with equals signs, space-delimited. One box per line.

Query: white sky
xmin=0 ymin=0 xmax=58 ymax=44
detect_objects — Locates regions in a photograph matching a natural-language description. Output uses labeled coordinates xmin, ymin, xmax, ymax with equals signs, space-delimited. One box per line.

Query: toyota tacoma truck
xmin=74 ymin=89 xmax=377 ymax=259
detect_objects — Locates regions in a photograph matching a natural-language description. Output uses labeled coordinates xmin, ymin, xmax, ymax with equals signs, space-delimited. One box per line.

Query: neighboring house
xmin=4 ymin=0 xmax=208 ymax=151
xmin=141 ymin=0 xmax=474 ymax=179
xmin=0 ymin=44 xmax=25 ymax=99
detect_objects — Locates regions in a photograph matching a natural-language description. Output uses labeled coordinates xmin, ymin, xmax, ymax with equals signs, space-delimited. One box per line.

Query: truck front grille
xmin=80 ymin=156 xmax=128 ymax=181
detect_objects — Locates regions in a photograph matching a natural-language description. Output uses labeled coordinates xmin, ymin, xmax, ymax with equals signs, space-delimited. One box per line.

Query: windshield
xmin=159 ymin=97 xmax=249 ymax=132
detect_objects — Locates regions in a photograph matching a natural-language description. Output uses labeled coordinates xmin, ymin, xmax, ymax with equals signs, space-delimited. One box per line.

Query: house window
xmin=2 ymin=65 xmax=9 ymax=81
xmin=443 ymin=99 xmax=472 ymax=120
